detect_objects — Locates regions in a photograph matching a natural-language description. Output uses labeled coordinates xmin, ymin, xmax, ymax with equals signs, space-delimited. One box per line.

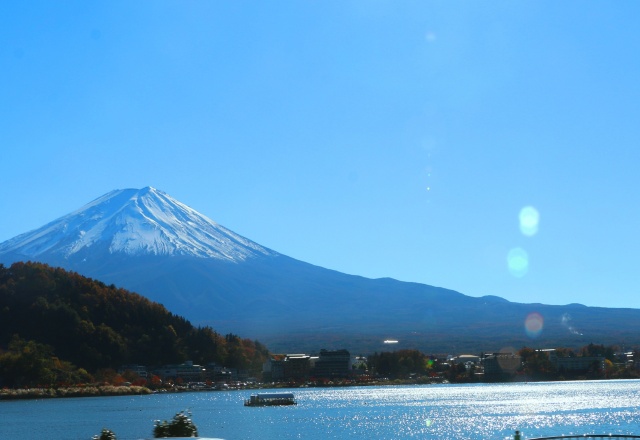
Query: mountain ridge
xmin=2 ymin=187 xmax=640 ymax=354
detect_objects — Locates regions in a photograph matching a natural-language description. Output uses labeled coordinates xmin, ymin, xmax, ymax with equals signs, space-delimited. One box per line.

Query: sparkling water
xmin=2 ymin=380 xmax=640 ymax=439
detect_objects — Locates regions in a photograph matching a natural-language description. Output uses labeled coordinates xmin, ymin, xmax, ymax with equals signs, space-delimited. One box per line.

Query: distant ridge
xmin=3 ymin=187 xmax=640 ymax=354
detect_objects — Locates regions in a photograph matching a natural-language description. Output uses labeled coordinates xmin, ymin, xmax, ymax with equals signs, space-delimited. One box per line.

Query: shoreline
xmin=0 ymin=379 xmax=445 ymax=401
xmin=0 ymin=385 xmax=152 ymax=400
xmin=0 ymin=375 xmax=622 ymax=401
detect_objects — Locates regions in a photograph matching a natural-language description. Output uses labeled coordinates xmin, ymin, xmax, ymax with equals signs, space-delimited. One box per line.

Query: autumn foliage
xmin=0 ymin=262 xmax=269 ymax=387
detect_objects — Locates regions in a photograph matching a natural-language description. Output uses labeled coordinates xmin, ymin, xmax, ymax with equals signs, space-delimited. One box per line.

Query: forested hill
xmin=0 ymin=262 xmax=269 ymax=374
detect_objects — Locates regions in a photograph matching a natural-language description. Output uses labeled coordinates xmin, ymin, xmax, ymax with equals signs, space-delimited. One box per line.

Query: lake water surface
xmin=2 ymin=380 xmax=640 ymax=439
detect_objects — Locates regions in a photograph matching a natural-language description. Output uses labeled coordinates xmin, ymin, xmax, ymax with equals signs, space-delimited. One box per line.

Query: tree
xmin=93 ymin=428 xmax=116 ymax=440
xmin=0 ymin=335 xmax=56 ymax=387
xmin=153 ymin=411 xmax=198 ymax=438
xmin=518 ymin=347 xmax=556 ymax=380
xmin=580 ymin=343 xmax=615 ymax=361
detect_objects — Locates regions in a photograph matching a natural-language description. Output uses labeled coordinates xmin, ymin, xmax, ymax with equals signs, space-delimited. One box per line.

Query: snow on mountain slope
xmin=0 ymin=187 xmax=276 ymax=262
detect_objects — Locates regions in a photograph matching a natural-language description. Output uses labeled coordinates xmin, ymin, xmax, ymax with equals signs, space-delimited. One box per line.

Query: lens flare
xmin=507 ymin=247 xmax=529 ymax=277
xmin=525 ymin=312 xmax=544 ymax=338
xmin=519 ymin=206 xmax=540 ymax=236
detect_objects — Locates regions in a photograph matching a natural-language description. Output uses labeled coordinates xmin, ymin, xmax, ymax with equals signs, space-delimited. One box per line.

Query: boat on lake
xmin=244 ymin=392 xmax=296 ymax=407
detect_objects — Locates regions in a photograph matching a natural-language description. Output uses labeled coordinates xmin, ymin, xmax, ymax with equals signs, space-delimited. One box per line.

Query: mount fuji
xmin=2 ymin=187 xmax=640 ymax=353
xmin=0 ymin=187 xmax=275 ymax=262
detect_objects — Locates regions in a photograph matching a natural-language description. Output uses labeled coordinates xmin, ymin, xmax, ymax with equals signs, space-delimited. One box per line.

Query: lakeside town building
xmin=483 ymin=353 xmax=522 ymax=378
xmin=116 ymin=346 xmax=624 ymax=386
xmin=263 ymin=349 xmax=353 ymax=382
xmin=118 ymin=364 xmax=148 ymax=378
xmin=153 ymin=361 xmax=206 ymax=382
xmin=539 ymin=349 xmax=605 ymax=373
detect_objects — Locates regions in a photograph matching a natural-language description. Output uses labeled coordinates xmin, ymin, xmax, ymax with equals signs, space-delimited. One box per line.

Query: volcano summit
xmin=0 ymin=187 xmax=275 ymax=262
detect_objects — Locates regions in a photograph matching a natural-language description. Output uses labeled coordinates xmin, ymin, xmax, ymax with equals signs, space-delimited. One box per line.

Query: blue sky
xmin=2 ymin=1 xmax=639 ymax=308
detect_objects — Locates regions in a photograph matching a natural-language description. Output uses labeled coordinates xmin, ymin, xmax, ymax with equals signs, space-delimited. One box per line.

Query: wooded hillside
xmin=0 ymin=262 xmax=268 ymax=382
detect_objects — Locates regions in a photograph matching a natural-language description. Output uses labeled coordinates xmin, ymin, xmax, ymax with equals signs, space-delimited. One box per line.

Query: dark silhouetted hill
xmin=0 ymin=262 xmax=268 ymax=373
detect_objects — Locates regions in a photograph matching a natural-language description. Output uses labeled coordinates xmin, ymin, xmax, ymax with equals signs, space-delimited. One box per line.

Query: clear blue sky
xmin=2 ymin=1 xmax=639 ymax=308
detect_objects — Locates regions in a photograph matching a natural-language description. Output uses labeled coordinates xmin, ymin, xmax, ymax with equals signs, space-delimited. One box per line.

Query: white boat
xmin=244 ymin=392 xmax=296 ymax=407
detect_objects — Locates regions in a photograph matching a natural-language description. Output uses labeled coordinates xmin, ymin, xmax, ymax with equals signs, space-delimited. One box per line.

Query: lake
xmin=2 ymin=380 xmax=640 ymax=439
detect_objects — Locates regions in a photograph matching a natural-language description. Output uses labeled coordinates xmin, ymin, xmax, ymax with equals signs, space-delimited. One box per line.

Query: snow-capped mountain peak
xmin=0 ymin=187 xmax=276 ymax=262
